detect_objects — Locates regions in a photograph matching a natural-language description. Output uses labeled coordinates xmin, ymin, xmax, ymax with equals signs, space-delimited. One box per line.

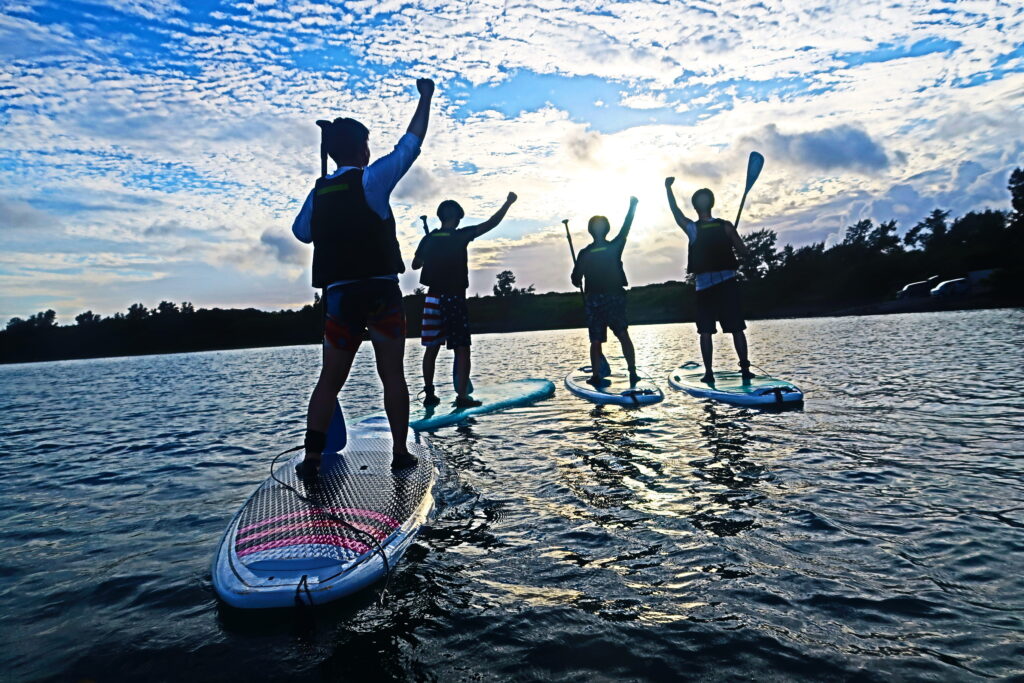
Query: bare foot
xmin=700 ymin=372 xmax=715 ymax=385
xmin=391 ymin=450 xmax=418 ymax=470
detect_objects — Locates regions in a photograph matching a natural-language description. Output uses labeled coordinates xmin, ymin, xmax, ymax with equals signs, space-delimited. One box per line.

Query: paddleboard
xmin=400 ymin=378 xmax=554 ymax=431
xmin=668 ymin=360 xmax=803 ymax=407
xmin=564 ymin=367 xmax=664 ymax=406
xmin=212 ymin=408 xmax=435 ymax=609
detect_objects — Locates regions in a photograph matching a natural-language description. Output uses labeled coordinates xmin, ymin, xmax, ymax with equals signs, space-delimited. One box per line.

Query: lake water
xmin=1 ymin=310 xmax=1022 ymax=681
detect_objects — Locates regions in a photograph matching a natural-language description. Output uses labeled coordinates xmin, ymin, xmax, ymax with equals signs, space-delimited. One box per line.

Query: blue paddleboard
xmin=401 ymin=378 xmax=554 ymax=431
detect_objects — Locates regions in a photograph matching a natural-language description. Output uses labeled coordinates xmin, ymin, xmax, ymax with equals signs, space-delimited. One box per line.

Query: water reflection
xmin=687 ymin=403 xmax=769 ymax=537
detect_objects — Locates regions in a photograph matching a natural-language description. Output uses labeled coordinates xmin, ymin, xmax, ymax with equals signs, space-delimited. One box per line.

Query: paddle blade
xmin=745 ymin=151 xmax=765 ymax=192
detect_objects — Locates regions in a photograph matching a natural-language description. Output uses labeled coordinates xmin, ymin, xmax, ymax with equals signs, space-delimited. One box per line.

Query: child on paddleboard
xmin=664 ymin=177 xmax=755 ymax=383
xmin=570 ymin=196 xmax=640 ymax=387
xmin=290 ymin=77 xmax=435 ymax=478
xmin=412 ymin=192 xmax=518 ymax=407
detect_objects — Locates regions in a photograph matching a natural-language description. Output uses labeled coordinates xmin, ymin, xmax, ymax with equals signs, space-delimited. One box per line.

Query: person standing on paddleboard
xmin=412 ymin=192 xmax=518 ymax=407
xmin=664 ymin=178 xmax=755 ymax=384
xmin=570 ymin=196 xmax=641 ymax=388
xmin=291 ymin=77 xmax=435 ymax=478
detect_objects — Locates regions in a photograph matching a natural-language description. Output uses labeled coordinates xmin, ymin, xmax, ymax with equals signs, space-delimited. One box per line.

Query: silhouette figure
xmin=665 ymin=178 xmax=754 ymax=383
xmin=412 ymin=192 xmax=518 ymax=407
xmin=570 ymin=197 xmax=640 ymax=387
xmin=290 ymin=77 xmax=435 ymax=478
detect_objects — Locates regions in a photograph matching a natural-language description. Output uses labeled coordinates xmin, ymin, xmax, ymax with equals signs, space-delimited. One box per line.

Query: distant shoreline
xmin=1 ymin=295 xmax=1016 ymax=366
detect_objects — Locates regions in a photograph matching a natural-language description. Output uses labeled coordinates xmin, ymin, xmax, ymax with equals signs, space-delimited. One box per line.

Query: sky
xmin=1 ymin=0 xmax=1022 ymax=322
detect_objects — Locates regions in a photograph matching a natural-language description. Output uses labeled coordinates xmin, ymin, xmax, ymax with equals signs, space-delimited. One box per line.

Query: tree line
xmin=2 ymin=169 xmax=1021 ymax=364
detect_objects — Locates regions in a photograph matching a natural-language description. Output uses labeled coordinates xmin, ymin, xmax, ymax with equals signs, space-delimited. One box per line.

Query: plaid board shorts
xmin=420 ymin=293 xmax=471 ymax=349
xmin=323 ymin=279 xmax=406 ymax=351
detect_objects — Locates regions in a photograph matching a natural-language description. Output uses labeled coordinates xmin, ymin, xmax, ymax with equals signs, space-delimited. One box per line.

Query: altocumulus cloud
xmin=751 ymin=124 xmax=893 ymax=173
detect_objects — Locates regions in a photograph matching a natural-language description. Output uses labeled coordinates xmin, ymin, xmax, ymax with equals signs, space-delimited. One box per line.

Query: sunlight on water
xmin=1 ymin=310 xmax=1022 ymax=680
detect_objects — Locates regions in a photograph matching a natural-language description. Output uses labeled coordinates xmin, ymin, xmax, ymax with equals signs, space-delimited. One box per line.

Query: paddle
xmin=563 ymin=219 xmax=612 ymax=378
xmin=733 ymin=151 xmax=764 ymax=230
xmin=419 ymin=214 xmax=429 ymax=235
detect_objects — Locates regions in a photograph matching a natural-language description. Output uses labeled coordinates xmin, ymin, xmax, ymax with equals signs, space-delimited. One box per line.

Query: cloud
xmin=565 ymin=129 xmax=602 ymax=163
xmin=392 ymin=166 xmax=443 ymax=203
xmin=746 ymin=123 xmax=892 ymax=173
xmin=0 ymin=198 xmax=58 ymax=231
xmin=260 ymin=229 xmax=306 ymax=265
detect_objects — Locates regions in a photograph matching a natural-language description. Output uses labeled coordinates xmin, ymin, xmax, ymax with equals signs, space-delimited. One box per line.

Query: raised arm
xmin=723 ymin=220 xmax=750 ymax=257
xmin=470 ymin=192 xmax=518 ymax=238
xmin=407 ymin=78 xmax=435 ymax=141
xmin=614 ymin=196 xmax=639 ymax=242
xmin=664 ymin=177 xmax=692 ymax=228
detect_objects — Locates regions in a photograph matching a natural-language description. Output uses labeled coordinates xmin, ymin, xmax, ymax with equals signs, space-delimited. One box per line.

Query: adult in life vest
xmin=290 ymin=78 xmax=435 ymax=478
xmin=664 ymin=177 xmax=756 ymax=384
xmin=411 ymin=192 xmax=518 ymax=408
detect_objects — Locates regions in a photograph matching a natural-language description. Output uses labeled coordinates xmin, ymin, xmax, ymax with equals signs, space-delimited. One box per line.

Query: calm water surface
xmin=1 ymin=310 xmax=1023 ymax=681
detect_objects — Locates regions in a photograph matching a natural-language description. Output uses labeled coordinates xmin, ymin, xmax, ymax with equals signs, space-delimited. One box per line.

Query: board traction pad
xmin=233 ymin=438 xmax=433 ymax=569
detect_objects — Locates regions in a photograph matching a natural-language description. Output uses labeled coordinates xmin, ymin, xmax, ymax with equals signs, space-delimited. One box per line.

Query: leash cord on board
xmin=269 ymin=446 xmax=394 ymax=607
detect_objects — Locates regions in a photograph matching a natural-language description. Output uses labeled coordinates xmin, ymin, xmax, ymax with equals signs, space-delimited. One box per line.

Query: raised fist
xmin=416 ymin=78 xmax=435 ymax=97
xmin=665 ymin=177 xmax=675 ymax=188
xmin=507 ymin=192 xmax=518 ymax=203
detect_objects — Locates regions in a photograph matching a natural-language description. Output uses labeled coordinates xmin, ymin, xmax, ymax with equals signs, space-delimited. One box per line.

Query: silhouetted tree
xmin=181 ymin=301 xmax=195 ymax=314
xmin=155 ymin=301 xmax=179 ymax=316
xmin=904 ymin=209 xmax=949 ymax=250
xmin=75 ymin=311 xmax=101 ymax=326
xmin=843 ymin=219 xmax=873 ymax=246
xmin=869 ymin=220 xmax=901 ymax=254
xmin=493 ymin=270 xmax=535 ymax=297
xmin=126 ymin=303 xmax=149 ymax=320
xmin=739 ymin=228 xmax=778 ymax=279
xmin=1009 ymin=167 xmax=1024 ymax=229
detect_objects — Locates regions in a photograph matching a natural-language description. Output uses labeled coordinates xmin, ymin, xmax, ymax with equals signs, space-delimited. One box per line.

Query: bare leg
xmin=454 ymin=346 xmax=472 ymax=398
xmin=422 ymin=343 xmax=441 ymax=400
xmin=732 ymin=331 xmax=753 ymax=378
xmin=613 ymin=328 xmax=639 ymax=384
xmin=589 ymin=341 xmax=604 ymax=384
xmin=303 ymin=343 xmax=359 ymax=469
xmin=371 ymin=335 xmax=415 ymax=468
xmin=699 ymin=333 xmax=715 ymax=383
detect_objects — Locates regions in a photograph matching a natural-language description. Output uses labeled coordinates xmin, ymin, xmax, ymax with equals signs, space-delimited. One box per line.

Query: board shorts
xmin=585 ymin=290 xmax=627 ymax=343
xmin=695 ymin=277 xmax=746 ymax=335
xmin=421 ymin=293 xmax=471 ymax=349
xmin=323 ymin=279 xmax=406 ymax=351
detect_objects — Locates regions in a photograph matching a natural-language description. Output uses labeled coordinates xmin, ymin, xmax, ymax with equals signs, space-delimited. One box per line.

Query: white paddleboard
xmin=212 ymin=415 xmax=435 ymax=609
xmin=668 ymin=360 xmax=803 ymax=407
xmin=564 ymin=366 xmax=664 ymax=406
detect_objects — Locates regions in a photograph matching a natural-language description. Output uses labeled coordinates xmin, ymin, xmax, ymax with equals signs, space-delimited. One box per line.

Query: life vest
xmin=687 ymin=218 xmax=738 ymax=274
xmin=419 ymin=229 xmax=472 ymax=293
xmin=578 ymin=239 xmax=628 ymax=293
xmin=310 ymin=168 xmax=404 ymax=287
